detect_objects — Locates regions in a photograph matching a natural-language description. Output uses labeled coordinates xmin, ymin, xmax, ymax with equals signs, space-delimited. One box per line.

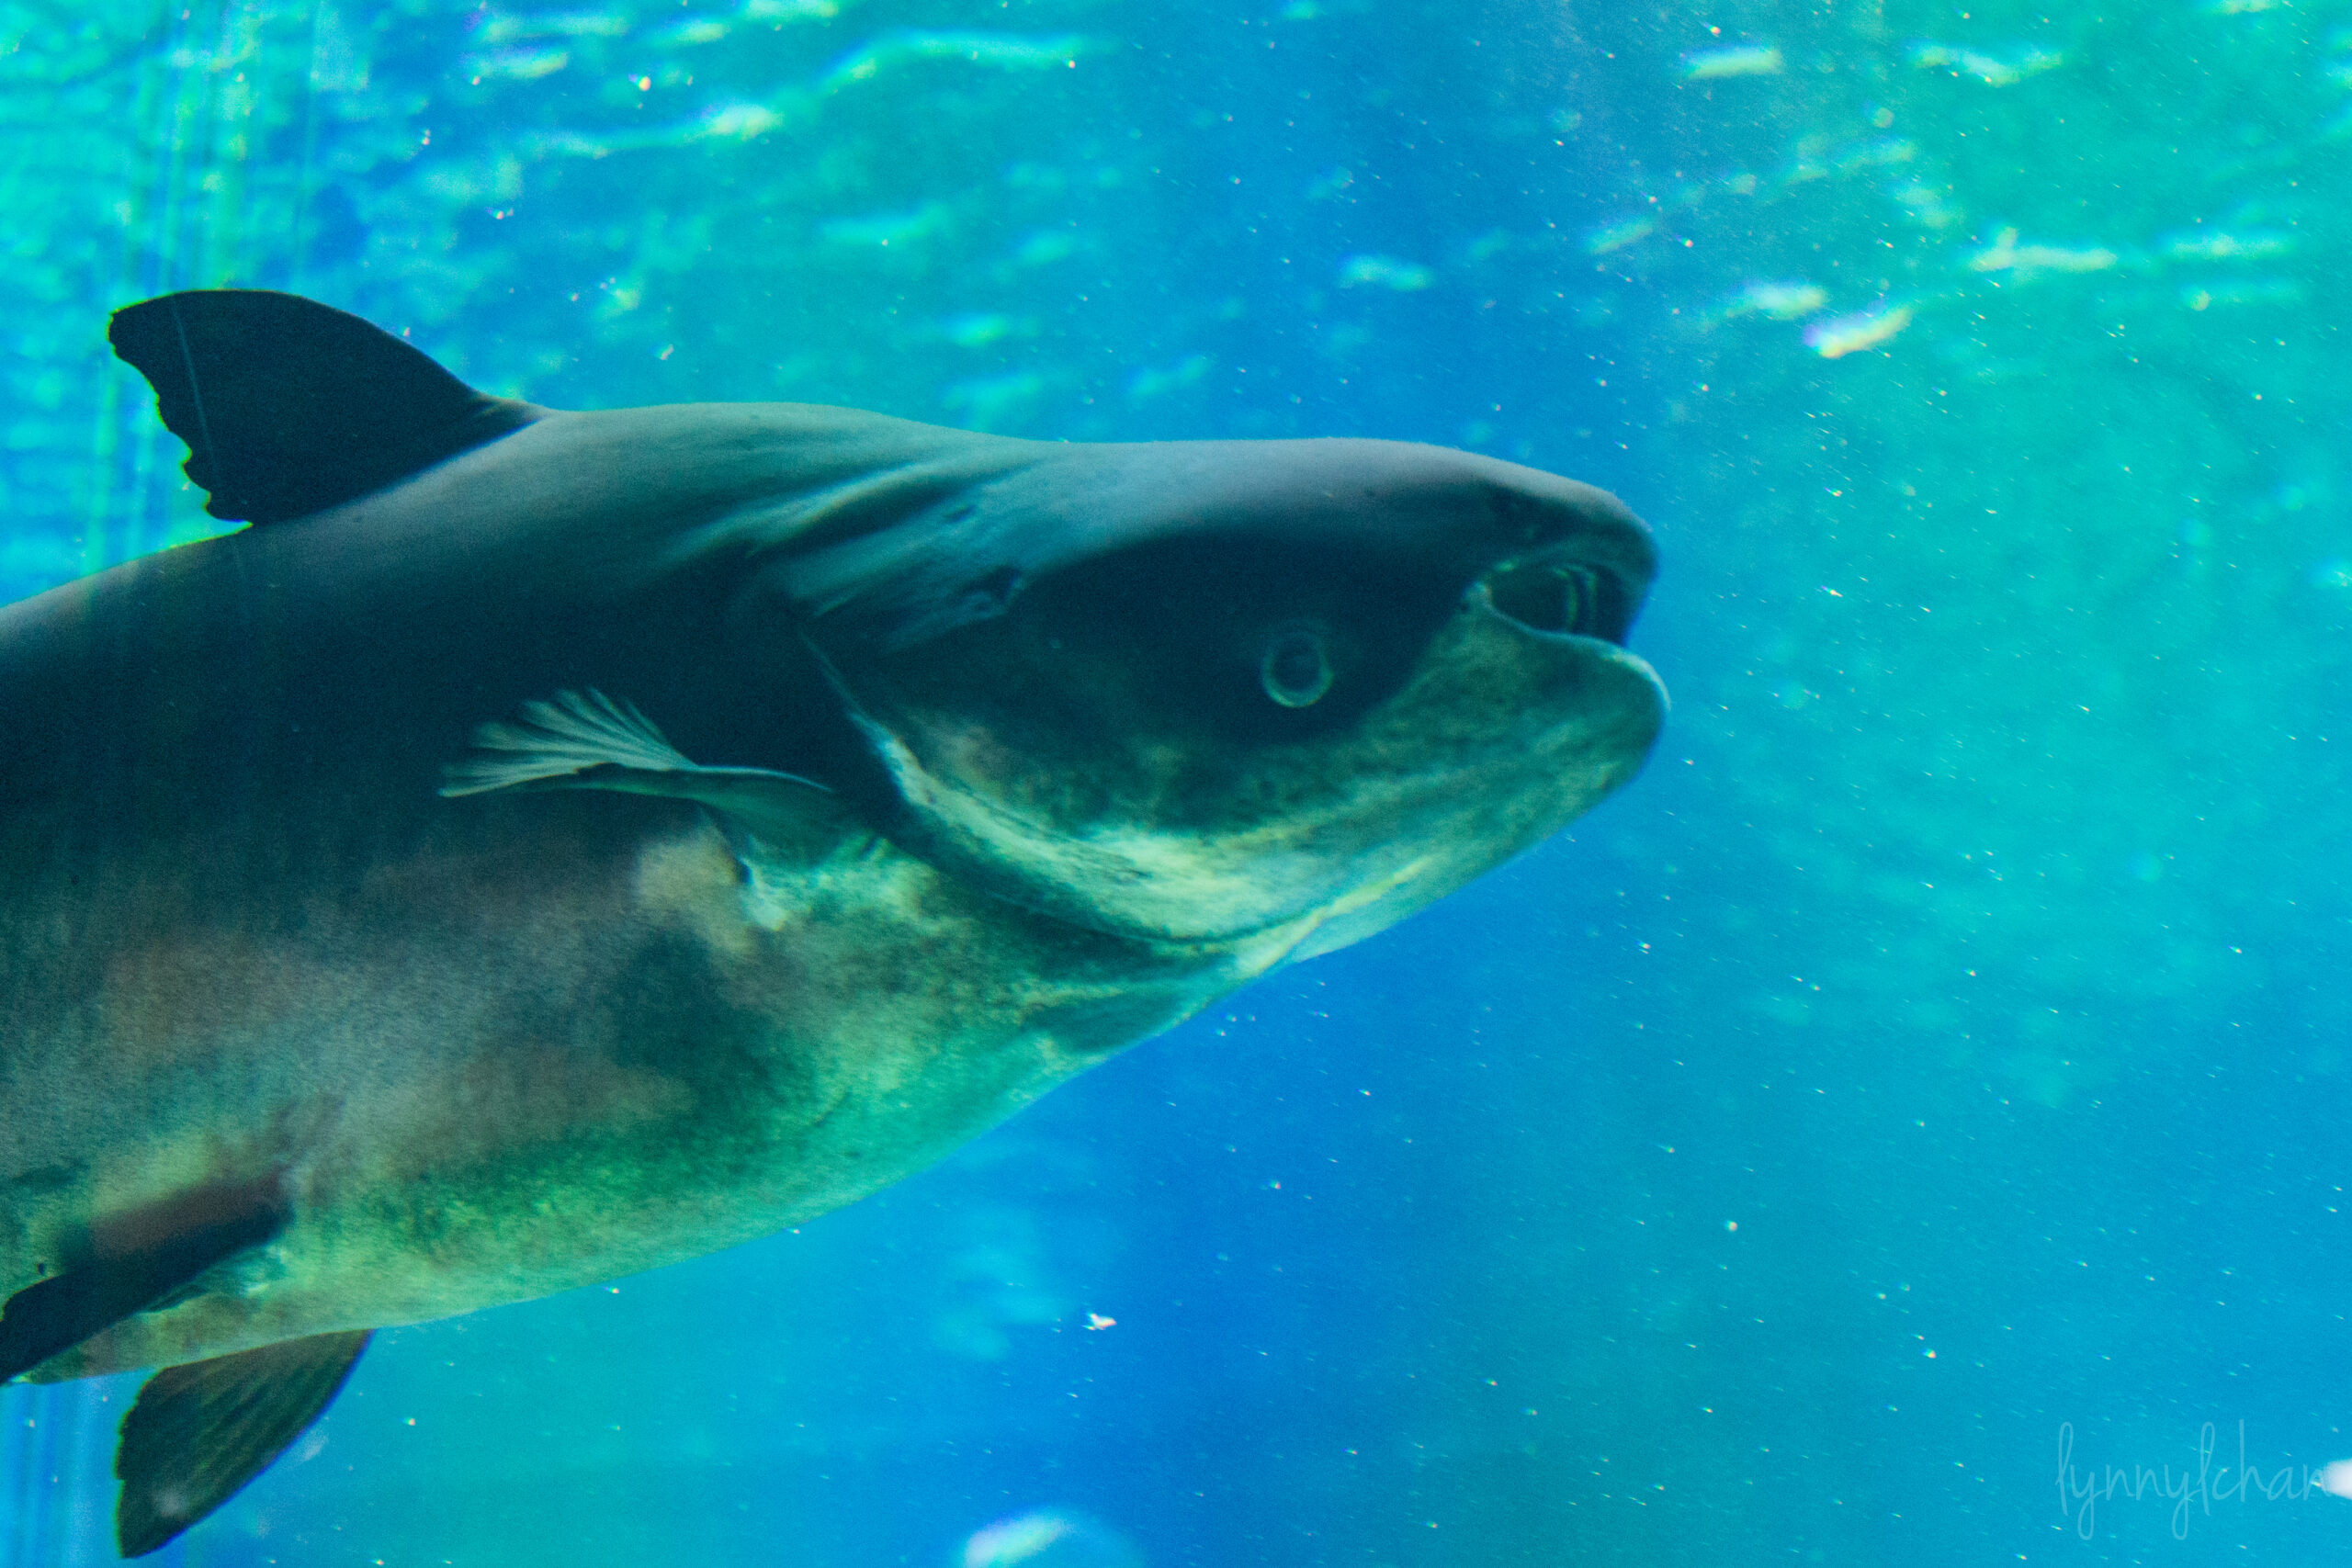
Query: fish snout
xmin=1433 ymin=541 xmax=1670 ymax=773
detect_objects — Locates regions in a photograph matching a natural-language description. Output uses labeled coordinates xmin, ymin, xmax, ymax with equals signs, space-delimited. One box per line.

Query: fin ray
xmin=115 ymin=1329 xmax=371 ymax=1557
xmin=440 ymin=690 xmax=865 ymax=867
xmin=439 ymin=688 xmax=695 ymax=796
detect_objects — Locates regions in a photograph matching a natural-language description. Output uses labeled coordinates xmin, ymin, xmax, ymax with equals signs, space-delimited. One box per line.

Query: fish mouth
xmin=1465 ymin=545 xmax=1641 ymax=646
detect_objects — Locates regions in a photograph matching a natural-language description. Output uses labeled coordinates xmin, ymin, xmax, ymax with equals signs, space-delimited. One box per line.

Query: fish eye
xmin=1259 ymin=627 xmax=1334 ymax=708
xmin=1483 ymin=559 xmax=1600 ymax=637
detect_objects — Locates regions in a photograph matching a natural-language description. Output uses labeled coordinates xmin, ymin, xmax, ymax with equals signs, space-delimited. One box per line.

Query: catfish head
xmin=750 ymin=436 xmax=1667 ymax=961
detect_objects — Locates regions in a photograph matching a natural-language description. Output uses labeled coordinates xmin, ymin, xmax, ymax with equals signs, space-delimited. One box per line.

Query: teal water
xmin=2 ymin=0 xmax=2349 ymax=1562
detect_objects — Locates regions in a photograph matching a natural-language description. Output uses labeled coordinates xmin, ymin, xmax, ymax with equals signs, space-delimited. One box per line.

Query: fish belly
xmin=0 ymin=795 xmax=1094 ymax=1379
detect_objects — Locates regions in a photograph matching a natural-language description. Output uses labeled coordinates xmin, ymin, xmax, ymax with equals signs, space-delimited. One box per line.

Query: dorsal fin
xmin=107 ymin=289 xmax=542 ymax=525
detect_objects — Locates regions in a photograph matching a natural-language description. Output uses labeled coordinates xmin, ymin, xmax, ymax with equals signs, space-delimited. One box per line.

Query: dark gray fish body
xmin=0 ymin=292 xmax=1663 ymax=1552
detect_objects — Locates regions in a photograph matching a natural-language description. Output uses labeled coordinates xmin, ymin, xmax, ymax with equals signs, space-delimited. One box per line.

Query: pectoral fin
xmin=0 ymin=1173 xmax=288 ymax=1385
xmin=115 ymin=1329 xmax=371 ymax=1557
xmin=441 ymin=689 xmax=868 ymax=865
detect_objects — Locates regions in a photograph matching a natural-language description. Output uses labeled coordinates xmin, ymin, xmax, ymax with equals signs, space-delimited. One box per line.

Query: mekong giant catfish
xmin=0 ymin=289 xmax=1665 ymax=1554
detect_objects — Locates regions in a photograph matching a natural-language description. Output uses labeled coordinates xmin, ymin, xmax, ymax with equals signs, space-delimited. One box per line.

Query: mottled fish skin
xmin=0 ymin=389 xmax=1662 ymax=1381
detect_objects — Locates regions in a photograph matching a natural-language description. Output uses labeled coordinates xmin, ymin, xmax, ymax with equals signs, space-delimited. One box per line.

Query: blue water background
xmin=2 ymin=0 xmax=2350 ymax=1562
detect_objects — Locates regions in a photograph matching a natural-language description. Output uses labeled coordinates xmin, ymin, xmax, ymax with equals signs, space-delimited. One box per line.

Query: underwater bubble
xmin=1966 ymin=229 xmax=2117 ymax=276
xmin=1804 ymin=304 xmax=1914 ymax=359
xmin=942 ymin=371 xmax=1046 ymax=431
xmin=826 ymin=31 xmax=1087 ymax=88
xmin=1336 ymin=254 xmax=1433 ymax=291
xmin=1584 ymin=216 xmax=1657 ymax=255
xmin=942 ymin=313 xmax=1019 ymax=348
xmin=961 ymin=1509 xmax=1144 ymax=1568
xmin=2177 ymin=277 xmax=2304 ymax=310
xmin=1679 ymin=44 xmax=1783 ymax=81
xmin=465 ymin=45 xmax=571 ymax=81
xmin=1305 ymin=166 xmax=1355 ymax=200
xmin=1906 ymin=42 xmax=2064 ymax=87
xmin=1713 ymin=279 xmax=1826 ymax=322
xmin=820 ymin=203 xmax=953 ymax=248
xmin=2162 ymin=229 xmax=2292 ymax=262
xmin=698 ymin=103 xmax=782 ymax=140
xmin=1127 ymin=355 xmax=1213 ymax=402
